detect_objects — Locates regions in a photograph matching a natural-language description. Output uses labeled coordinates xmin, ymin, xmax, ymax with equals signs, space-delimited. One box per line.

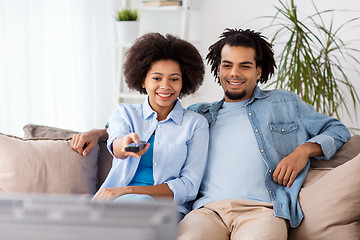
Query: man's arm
xmin=273 ymin=94 xmax=351 ymax=188
xmin=273 ymin=142 xmax=322 ymax=188
xmin=71 ymin=129 xmax=108 ymax=156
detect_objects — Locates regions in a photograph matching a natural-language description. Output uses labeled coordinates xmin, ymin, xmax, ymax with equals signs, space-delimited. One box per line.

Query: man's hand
xmin=273 ymin=142 xmax=322 ymax=188
xmin=71 ymin=129 xmax=108 ymax=156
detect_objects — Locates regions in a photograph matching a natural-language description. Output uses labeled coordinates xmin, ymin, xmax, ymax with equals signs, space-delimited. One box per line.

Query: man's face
xmin=218 ymin=45 xmax=262 ymax=102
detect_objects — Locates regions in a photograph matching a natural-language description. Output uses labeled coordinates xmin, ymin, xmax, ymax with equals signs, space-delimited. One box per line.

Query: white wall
xmin=1 ymin=0 xmax=358 ymax=136
xmin=0 ymin=0 xmax=116 ymax=137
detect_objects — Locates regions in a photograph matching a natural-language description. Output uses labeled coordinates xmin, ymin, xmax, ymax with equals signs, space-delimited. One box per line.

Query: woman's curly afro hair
xmin=123 ymin=33 xmax=205 ymax=98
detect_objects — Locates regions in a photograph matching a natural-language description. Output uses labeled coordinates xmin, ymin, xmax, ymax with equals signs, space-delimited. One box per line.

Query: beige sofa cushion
xmin=288 ymin=153 xmax=360 ymax=240
xmin=23 ymin=124 xmax=112 ymax=189
xmin=0 ymin=133 xmax=99 ymax=194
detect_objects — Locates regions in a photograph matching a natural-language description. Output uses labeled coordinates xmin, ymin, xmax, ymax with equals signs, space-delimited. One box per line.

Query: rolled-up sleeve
xmin=298 ymin=95 xmax=351 ymax=160
xmin=307 ymin=135 xmax=336 ymax=160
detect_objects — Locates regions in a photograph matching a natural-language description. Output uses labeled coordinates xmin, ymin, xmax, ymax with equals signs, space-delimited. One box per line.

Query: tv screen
xmin=0 ymin=194 xmax=178 ymax=240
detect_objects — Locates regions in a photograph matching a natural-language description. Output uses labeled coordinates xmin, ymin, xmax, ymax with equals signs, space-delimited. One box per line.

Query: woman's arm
xmin=93 ymin=183 xmax=173 ymax=201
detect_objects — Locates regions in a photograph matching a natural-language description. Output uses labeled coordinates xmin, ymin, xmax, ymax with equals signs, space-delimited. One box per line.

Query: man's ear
xmin=256 ymin=66 xmax=262 ymax=80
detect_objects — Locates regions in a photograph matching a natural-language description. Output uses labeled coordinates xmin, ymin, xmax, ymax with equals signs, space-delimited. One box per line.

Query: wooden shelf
xmin=140 ymin=6 xmax=183 ymax=11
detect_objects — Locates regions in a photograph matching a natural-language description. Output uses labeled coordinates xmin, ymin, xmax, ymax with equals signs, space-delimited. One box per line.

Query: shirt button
xmin=268 ymin=169 xmax=272 ymax=173
xmin=255 ymin=129 xmax=259 ymax=133
xmin=260 ymin=149 xmax=264 ymax=153
xmin=248 ymin=113 xmax=252 ymax=116
xmin=269 ymin=190 xmax=272 ymax=194
xmin=281 ymin=129 xmax=285 ymax=132
xmin=154 ymin=162 xmax=158 ymax=166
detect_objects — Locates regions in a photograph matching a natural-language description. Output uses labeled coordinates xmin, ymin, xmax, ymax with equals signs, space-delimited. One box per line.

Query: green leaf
xmin=260 ymin=0 xmax=360 ymax=126
xmin=115 ymin=8 xmax=138 ymax=21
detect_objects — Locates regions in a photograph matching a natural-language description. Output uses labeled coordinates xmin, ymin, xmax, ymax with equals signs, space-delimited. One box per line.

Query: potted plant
xmin=115 ymin=8 xmax=139 ymax=44
xmin=261 ymin=0 xmax=360 ymax=131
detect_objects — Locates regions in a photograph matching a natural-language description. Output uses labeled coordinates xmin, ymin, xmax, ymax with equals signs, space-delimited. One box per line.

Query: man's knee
xmin=177 ymin=209 xmax=229 ymax=240
xmin=231 ymin=215 xmax=288 ymax=240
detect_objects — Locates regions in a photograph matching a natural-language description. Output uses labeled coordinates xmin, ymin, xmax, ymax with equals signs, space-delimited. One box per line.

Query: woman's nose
xmin=160 ymin=80 xmax=171 ymax=89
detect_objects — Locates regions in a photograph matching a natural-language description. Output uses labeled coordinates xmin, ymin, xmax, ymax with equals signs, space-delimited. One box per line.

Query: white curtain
xmin=0 ymin=0 xmax=116 ymax=137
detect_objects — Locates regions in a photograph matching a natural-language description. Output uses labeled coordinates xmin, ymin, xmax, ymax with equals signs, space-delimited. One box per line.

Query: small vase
xmin=116 ymin=20 xmax=139 ymax=45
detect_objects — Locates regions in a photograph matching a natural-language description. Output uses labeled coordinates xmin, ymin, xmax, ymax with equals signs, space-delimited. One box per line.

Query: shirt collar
xmin=142 ymin=96 xmax=184 ymax=125
xmin=248 ymin=85 xmax=268 ymax=103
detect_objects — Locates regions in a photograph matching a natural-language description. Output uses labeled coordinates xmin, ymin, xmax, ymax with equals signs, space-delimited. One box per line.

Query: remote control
xmin=125 ymin=141 xmax=146 ymax=152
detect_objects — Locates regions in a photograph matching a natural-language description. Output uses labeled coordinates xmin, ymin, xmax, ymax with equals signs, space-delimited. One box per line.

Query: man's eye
xmin=222 ymin=64 xmax=231 ymax=68
xmin=242 ymin=65 xmax=251 ymax=69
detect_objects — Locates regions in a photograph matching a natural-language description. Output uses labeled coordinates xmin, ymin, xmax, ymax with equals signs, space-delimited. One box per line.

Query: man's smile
xmin=227 ymin=78 xmax=246 ymax=87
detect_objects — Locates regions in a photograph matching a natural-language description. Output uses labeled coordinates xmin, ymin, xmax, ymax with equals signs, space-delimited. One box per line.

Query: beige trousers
xmin=177 ymin=199 xmax=288 ymax=240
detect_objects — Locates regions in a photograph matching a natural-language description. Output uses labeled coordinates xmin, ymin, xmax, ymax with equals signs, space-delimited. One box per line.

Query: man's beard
xmin=225 ymin=90 xmax=246 ymax=101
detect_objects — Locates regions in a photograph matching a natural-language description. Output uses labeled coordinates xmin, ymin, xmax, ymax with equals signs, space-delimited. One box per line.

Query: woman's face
xmin=142 ymin=60 xmax=182 ymax=119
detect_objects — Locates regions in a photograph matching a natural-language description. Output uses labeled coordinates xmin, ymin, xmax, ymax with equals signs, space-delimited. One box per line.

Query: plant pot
xmin=116 ymin=20 xmax=139 ymax=45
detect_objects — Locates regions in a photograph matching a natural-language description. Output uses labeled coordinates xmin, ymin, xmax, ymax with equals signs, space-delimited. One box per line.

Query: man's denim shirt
xmin=187 ymin=85 xmax=351 ymax=228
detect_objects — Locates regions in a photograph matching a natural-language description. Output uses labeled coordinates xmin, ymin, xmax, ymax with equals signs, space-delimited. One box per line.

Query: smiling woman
xmin=0 ymin=0 xmax=115 ymax=137
xmin=142 ymin=60 xmax=183 ymax=121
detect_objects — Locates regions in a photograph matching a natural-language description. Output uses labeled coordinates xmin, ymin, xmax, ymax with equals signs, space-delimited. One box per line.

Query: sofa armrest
xmin=289 ymin=153 xmax=360 ymax=239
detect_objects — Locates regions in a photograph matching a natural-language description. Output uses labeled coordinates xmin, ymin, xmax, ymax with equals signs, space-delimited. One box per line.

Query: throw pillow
xmin=0 ymin=133 xmax=99 ymax=195
xmin=22 ymin=124 xmax=112 ymax=188
xmin=288 ymin=154 xmax=360 ymax=240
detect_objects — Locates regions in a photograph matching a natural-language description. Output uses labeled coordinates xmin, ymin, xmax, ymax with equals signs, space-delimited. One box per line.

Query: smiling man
xmin=218 ymin=45 xmax=261 ymax=102
xmin=177 ymin=28 xmax=351 ymax=240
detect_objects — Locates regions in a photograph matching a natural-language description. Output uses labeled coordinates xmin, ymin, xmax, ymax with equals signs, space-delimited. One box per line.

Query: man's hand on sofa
xmin=273 ymin=142 xmax=322 ymax=188
xmin=71 ymin=129 xmax=108 ymax=156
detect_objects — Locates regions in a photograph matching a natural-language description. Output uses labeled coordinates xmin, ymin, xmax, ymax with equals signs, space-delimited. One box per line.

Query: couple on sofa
xmin=70 ymin=28 xmax=350 ymax=240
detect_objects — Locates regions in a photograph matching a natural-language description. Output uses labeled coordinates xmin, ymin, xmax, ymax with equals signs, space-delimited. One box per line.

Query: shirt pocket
xmin=164 ymin=143 xmax=187 ymax=176
xmin=269 ymin=121 xmax=298 ymax=156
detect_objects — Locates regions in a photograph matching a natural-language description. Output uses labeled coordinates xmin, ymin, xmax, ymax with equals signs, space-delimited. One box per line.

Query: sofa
xmin=0 ymin=124 xmax=359 ymax=239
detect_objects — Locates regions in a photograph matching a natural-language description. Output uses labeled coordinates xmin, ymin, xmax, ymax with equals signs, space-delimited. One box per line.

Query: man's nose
xmin=230 ymin=66 xmax=241 ymax=77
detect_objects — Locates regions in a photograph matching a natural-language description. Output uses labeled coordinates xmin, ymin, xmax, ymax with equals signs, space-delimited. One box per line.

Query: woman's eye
xmin=152 ymin=77 xmax=161 ymax=81
xmin=170 ymin=78 xmax=179 ymax=81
